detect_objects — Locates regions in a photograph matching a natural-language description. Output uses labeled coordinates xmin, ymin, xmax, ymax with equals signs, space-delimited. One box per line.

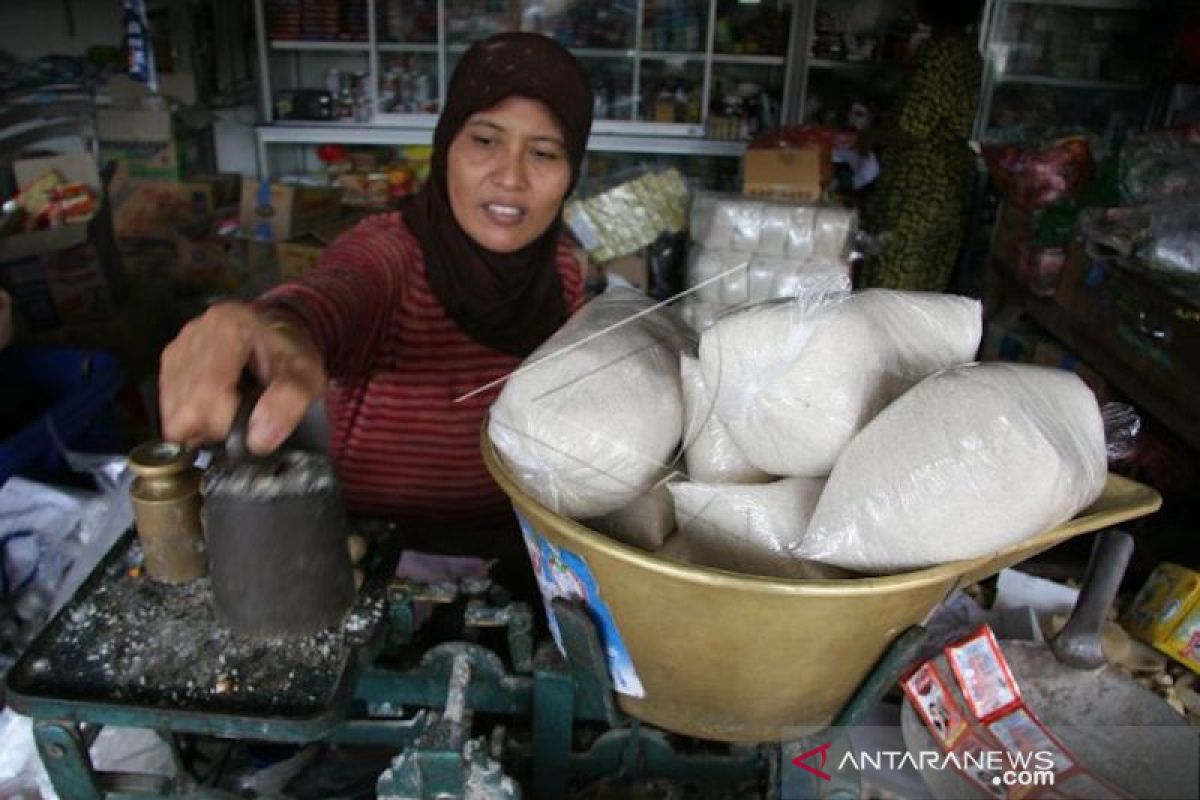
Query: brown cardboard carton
xmin=275 ymin=216 xmax=361 ymax=281
xmin=110 ymin=177 xmax=203 ymax=242
xmin=109 ymin=167 xmax=240 ymax=242
xmin=96 ymin=103 xmax=213 ymax=181
xmin=743 ymin=146 xmax=822 ymax=202
xmin=240 ymin=181 xmax=342 ymax=243
xmin=276 ymin=238 xmax=326 ymax=282
xmin=172 ymin=221 xmax=241 ymax=291
xmin=601 ymin=250 xmax=649 ymax=293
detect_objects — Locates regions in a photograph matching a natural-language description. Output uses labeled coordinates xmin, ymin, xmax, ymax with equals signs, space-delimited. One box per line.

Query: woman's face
xmin=446 ymin=96 xmax=572 ymax=254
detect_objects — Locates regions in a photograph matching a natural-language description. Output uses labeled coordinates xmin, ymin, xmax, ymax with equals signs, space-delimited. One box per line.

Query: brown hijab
xmin=400 ymin=33 xmax=594 ymax=356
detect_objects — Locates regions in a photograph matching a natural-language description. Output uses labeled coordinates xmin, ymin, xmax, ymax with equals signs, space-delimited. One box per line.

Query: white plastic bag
xmin=797 ymin=363 xmax=1108 ymax=573
xmin=585 ymin=473 xmax=678 ymax=551
xmin=667 ymin=477 xmax=842 ymax=579
xmin=699 ymin=289 xmax=981 ymax=477
xmin=685 ymin=246 xmax=851 ymax=316
xmin=489 ymin=288 xmax=690 ymax=518
xmin=680 ymin=355 xmax=770 ymax=484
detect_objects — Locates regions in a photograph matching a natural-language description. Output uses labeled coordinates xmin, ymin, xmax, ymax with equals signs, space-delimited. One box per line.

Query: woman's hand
xmin=158 ymin=301 xmax=327 ymax=454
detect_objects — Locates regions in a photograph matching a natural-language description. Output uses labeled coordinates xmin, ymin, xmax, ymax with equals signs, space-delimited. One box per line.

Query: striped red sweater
xmin=257 ymin=212 xmax=584 ymax=528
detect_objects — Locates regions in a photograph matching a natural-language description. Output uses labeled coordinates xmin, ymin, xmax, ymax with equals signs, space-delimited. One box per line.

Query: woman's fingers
xmin=246 ymin=318 xmax=328 ymax=454
xmin=159 ymin=303 xmax=327 ymax=451
xmin=159 ymin=303 xmax=252 ymax=446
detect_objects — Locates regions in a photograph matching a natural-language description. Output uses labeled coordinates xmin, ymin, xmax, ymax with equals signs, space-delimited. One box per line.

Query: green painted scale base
xmin=5 ymin=527 xmax=925 ymax=800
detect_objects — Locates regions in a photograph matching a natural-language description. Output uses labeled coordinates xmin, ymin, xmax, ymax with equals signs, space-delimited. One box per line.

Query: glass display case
xmin=253 ymin=0 xmax=804 ymax=184
xmin=252 ymin=0 xmax=1167 ymax=182
xmin=976 ymin=0 xmax=1162 ymax=149
xmin=798 ymin=0 xmax=916 ymax=125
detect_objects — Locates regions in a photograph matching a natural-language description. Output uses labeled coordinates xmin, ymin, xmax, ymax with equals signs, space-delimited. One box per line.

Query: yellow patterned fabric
xmin=861 ymin=34 xmax=982 ymax=292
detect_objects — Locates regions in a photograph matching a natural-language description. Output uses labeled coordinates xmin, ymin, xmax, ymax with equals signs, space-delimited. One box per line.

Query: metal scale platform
xmin=4 ymin=520 xmax=923 ymax=799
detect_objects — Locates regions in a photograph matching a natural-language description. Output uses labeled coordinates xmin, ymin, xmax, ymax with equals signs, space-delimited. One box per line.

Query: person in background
xmin=158 ymin=33 xmax=593 ymax=582
xmin=858 ymin=0 xmax=983 ymax=292
xmin=0 ymin=289 xmax=12 ymax=351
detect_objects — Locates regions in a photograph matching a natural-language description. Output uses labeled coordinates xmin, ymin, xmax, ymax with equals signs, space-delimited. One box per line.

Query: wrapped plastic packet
xmin=758 ymin=205 xmax=792 ymax=257
xmin=699 ymin=290 xmax=981 ymax=477
xmin=689 ymin=193 xmax=856 ymax=261
xmin=797 ymin=363 xmax=1107 ymax=573
xmin=748 ymin=256 xmax=850 ymax=302
xmin=565 ymin=169 xmax=690 ymax=263
xmin=585 ymin=472 xmax=678 ymax=551
xmin=786 ymin=206 xmax=818 ymax=257
xmin=677 ymin=297 xmax=722 ymax=334
xmin=680 ymin=355 xmax=770 ymax=484
xmin=686 ymin=246 xmax=852 ymax=313
xmin=812 ymin=207 xmax=858 ymax=261
xmin=1102 ymin=402 xmax=1142 ymax=463
xmin=1144 ymin=200 xmax=1200 ymax=278
xmin=667 ymin=477 xmax=843 ymax=579
xmin=489 ymin=287 xmax=692 ymax=518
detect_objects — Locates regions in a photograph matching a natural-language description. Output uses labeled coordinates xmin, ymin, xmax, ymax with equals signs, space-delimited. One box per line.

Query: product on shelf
xmin=564 ymin=168 xmax=690 ymax=263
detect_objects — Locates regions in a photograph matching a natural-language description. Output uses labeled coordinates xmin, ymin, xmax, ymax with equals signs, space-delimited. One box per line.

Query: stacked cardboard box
xmin=0 ymin=155 xmax=125 ymax=332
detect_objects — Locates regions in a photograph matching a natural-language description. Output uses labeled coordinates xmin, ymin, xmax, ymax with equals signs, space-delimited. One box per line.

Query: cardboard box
xmin=172 ymin=221 xmax=242 ymax=291
xmin=275 ymin=217 xmax=361 ymax=281
xmin=600 ymin=251 xmax=649 ymax=293
xmin=276 ymin=238 xmax=326 ymax=282
xmin=109 ymin=167 xmax=240 ymax=242
xmin=1157 ymin=599 xmax=1200 ymax=675
xmin=240 ymin=181 xmax=342 ymax=243
xmin=0 ymin=155 xmax=125 ymax=330
xmin=743 ymin=146 xmax=822 ymax=202
xmin=1125 ymin=563 xmax=1200 ymax=648
xmin=96 ymin=104 xmax=213 ymax=181
xmin=105 ymin=72 xmax=199 ymax=107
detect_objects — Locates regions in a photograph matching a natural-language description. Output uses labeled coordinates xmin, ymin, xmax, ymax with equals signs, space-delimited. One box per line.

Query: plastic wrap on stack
xmin=689 ymin=193 xmax=857 ymax=261
xmin=564 ymin=169 xmax=690 ymax=263
xmin=797 ymin=363 xmax=1107 ymax=574
xmin=684 ymin=249 xmax=851 ymax=309
xmin=489 ymin=287 xmax=693 ymax=519
xmin=680 ymin=194 xmax=856 ymax=328
xmin=698 ymin=290 xmax=982 ymax=477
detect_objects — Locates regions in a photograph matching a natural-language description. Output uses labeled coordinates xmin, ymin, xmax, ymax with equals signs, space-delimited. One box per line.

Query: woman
xmin=858 ymin=0 xmax=982 ymax=292
xmin=159 ymin=33 xmax=593 ymax=570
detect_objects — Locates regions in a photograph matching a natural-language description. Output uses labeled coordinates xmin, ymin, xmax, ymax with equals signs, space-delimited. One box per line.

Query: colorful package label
xmin=947 ymin=626 xmax=1024 ymax=721
xmin=518 ymin=513 xmax=644 ymax=697
xmin=903 ymin=660 xmax=970 ymax=747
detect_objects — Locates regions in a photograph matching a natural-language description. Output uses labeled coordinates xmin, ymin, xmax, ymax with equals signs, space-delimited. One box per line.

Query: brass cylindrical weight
xmin=128 ymin=441 xmax=207 ymax=582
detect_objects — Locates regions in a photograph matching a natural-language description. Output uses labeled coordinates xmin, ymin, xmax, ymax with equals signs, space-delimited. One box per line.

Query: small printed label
xmin=986 ymin=707 xmax=1075 ymax=777
xmin=947 ymin=626 xmax=1023 ymax=722
xmin=518 ymin=514 xmax=644 ymax=697
xmin=903 ymin=661 xmax=970 ymax=747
